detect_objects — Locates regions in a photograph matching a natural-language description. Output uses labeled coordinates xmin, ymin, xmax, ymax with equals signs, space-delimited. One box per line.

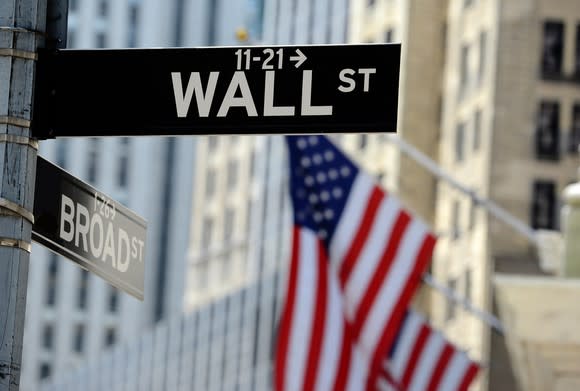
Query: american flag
xmin=378 ymin=310 xmax=480 ymax=391
xmin=276 ymin=135 xmax=436 ymax=391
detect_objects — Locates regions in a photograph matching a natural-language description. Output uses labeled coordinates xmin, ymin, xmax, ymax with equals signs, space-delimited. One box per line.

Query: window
xmin=43 ymin=324 xmax=54 ymax=350
xmin=87 ymin=138 xmax=100 ymax=183
xmin=77 ymin=270 xmax=89 ymax=310
xmin=464 ymin=269 xmax=472 ymax=302
xmin=459 ymin=44 xmax=470 ymax=98
xmin=69 ymin=0 xmax=77 ymax=12
xmin=468 ymin=198 xmax=477 ymax=231
xmin=541 ymin=21 xmax=564 ymax=78
xmin=227 ymin=159 xmax=239 ymax=190
xmin=575 ymin=25 xmax=580 ymax=77
xmin=128 ymin=5 xmax=139 ymax=47
xmin=473 ymin=110 xmax=482 ymax=151
xmin=208 ymin=136 xmax=219 ymax=150
xmin=108 ymin=287 xmax=119 ymax=313
xmin=118 ymin=138 xmax=130 ymax=188
xmin=451 ymin=200 xmax=461 ymax=240
xmin=478 ymin=31 xmax=487 ymax=83
xmin=67 ymin=30 xmax=75 ymax=48
xmin=96 ymin=32 xmax=106 ymax=48
xmin=98 ymin=0 xmax=108 ymax=17
xmin=73 ymin=324 xmax=85 ymax=353
xmin=56 ymin=140 xmax=68 ymax=168
xmin=358 ymin=134 xmax=368 ymax=150
xmin=202 ymin=217 xmax=213 ymax=250
xmin=205 ymin=167 xmax=216 ymax=198
xmin=532 ymin=181 xmax=556 ymax=229
xmin=569 ymin=104 xmax=580 ymax=154
xmin=445 ymin=278 xmax=457 ymax=322
xmin=39 ymin=363 xmax=51 ymax=379
xmin=224 ymin=208 xmax=235 ymax=242
xmin=535 ymin=101 xmax=560 ymax=160
xmin=384 ymin=29 xmax=393 ymax=43
xmin=455 ymin=122 xmax=466 ymax=162
xmin=46 ymin=254 xmax=58 ymax=306
xmin=104 ymin=328 xmax=116 ymax=347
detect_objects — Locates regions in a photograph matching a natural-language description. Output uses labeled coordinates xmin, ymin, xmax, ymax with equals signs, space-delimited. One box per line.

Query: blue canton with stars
xmin=286 ymin=135 xmax=359 ymax=247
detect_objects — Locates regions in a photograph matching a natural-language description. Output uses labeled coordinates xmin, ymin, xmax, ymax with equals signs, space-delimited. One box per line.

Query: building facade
xmin=21 ymin=0 xmax=250 ymax=390
xmin=350 ymin=0 xmax=580 ymax=390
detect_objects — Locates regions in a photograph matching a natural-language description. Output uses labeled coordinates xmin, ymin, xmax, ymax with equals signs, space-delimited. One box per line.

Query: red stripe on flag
xmin=275 ymin=227 xmax=301 ymax=391
xmin=302 ymin=240 xmax=329 ymax=391
xmin=458 ymin=363 xmax=480 ymax=391
xmin=366 ymin=235 xmax=436 ymax=391
xmin=339 ymin=187 xmax=383 ymax=289
xmin=400 ymin=324 xmax=430 ymax=389
xmin=427 ymin=344 xmax=455 ymax=391
xmin=332 ymin=320 xmax=353 ymax=391
xmin=352 ymin=211 xmax=411 ymax=340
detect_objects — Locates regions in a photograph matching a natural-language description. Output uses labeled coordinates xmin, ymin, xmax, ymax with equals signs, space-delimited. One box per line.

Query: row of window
xmin=45 ymin=255 xmax=119 ymax=313
xmin=458 ymin=30 xmax=487 ymax=100
xmin=454 ymin=109 xmax=483 ymax=163
xmin=541 ymin=21 xmax=580 ymax=80
xmin=448 ymin=179 xmax=560 ymax=240
xmin=535 ymin=101 xmax=580 ymax=160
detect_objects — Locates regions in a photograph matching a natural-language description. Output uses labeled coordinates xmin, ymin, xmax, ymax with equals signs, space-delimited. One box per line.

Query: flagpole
xmin=383 ymin=134 xmax=538 ymax=245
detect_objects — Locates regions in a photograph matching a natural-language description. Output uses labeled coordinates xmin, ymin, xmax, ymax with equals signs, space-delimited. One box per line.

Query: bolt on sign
xmin=32 ymin=157 xmax=147 ymax=300
xmin=32 ymin=44 xmax=400 ymax=138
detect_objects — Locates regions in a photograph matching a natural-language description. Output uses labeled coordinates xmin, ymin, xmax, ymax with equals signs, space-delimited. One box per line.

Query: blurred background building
xmin=23 ymin=0 xmax=580 ymax=390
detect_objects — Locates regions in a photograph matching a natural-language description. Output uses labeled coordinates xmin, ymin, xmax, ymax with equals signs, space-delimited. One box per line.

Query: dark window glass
xmin=43 ymin=324 xmax=54 ymax=349
xmin=96 ymin=33 xmax=106 ymax=48
xmin=531 ymin=181 xmax=556 ymax=229
xmin=67 ymin=30 xmax=75 ymax=48
xmin=445 ymin=278 xmax=457 ymax=321
xmin=569 ymin=104 xmax=580 ymax=154
xmin=108 ymin=287 xmax=119 ymax=313
xmin=464 ymin=269 xmax=472 ymax=302
xmin=468 ymin=198 xmax=477 ymax=230
xmin=541 ymin=21 xmax=564 ymax=78
xmin=202 ymin=217 xmax=213 ymax=250
xmin=224 ymin=208 xmax=235 ymax=242
xmin=208 ymin=136 xmax=219 ymax=150
xmin=128 ymin=5 xmax=139 ymax=47
xmin=46 ymin=254 xmax=58 ymax=306
xmin=535 ymin=101 xmax=560 ymax=160
xmin=359 ymin=134 xmax=368 ymax=150
xmin=118 ymin=138 xmax=130 ymax=188
xmin=105 ymin=328 xmax=116 ymax=346
xmin=87 ymin=138 xmax=100 ymax=183
xmin=451 ymin=200 xmax=461 ymax=240
xmin=206 ymin=168 xmax=216 ymax=197
xmin=473 ymin=110 xmax=482 ymax=151
xmin=227 ymin=160 xmax=238 ymax=190
xmin=459 ymin=45 xmax=469 ymax=97
xmin=455 ymin=122 xmax=466 ymax=162
xmin=99 ymin=0 xmax=108 ymax=17
xmin=575 ymin=25 xmax=580 ymax=77
xmin=69 ymin=0 xmax=77 ymax=12
xmin=39 ymin=363 xmax=51 ymax=379
xmin=478 ymin=31 xmax=487 ymax=83
xmin=77 ymin=270 xmax=89 ymax=310
xmin=384 ymin=29 xmax=393 ymax=43
xmin=73 ymin=324 xmax=85 ymax=353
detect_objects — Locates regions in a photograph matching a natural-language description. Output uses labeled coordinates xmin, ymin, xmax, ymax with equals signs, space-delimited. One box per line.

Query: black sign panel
xmin=32 ymin=44 xmax=400 ymax=138
xmin=32 ymin=157 xmax=147 ymax=300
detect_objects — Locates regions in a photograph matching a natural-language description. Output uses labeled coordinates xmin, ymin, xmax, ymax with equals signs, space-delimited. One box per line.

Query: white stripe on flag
xmin=360 ymin=220 xmax=428 ymax=356
xmin=437 ymin=352 xmax=471 ymax=391
xmin=345 ymin=344 xmax=368 ymax=391
xmin=408 ymin=332 xmax=445 ymax=391
xmin=314 ymin=267 xmax=343 ymax=391
xmin=329 ymin=173 xmax=374 ymax=267
xmin=386 ymin=311 xmax=424 ymax=380
xmin=343 ymin=194 xmax=400 ymax=320
xmin=285 ymin=229 xmax=318 ymax=391
xmin=376 ymin=377 xmax=397 ymax=391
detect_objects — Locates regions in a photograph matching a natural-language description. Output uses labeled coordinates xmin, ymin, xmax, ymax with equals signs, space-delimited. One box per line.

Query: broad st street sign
xmin=32 ymin=44 xmax=400 ymax=138
xmin=32 ymin=157 xmax=147 ymax=300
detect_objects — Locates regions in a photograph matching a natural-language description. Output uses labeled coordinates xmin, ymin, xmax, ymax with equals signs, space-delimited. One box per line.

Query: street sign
xmin=32 ymin=157 xmax=147 ymax=300
xmin=32 ymin=44 xmax=400 ymax=138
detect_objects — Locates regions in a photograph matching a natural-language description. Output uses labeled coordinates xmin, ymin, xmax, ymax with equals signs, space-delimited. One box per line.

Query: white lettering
xmin=338 ymin=69 xmax=356 ymax=92
xmin=90 ymin=213 xmax=104 ymax=259
xmin=102 ymin=221 xmax=116 ymax=267
xmin=301 ymin=70 xmax=333 ymax=116
xmin=358 ymin=68 xmax=376 ymax=92
xmin=75 ymin=202 xmax=90 ymax=252
xmin=171 ymin=71 xmax=219 ymax=117
xmin=60 ymin=194 xmax=75 ymax=242
xmin=116 ymin=228 xmax=130 ymax=272
xmin=264 ymin=71 xmax=295 ymax=116
xmin=217 ymin=71 xmax=258 ymax=117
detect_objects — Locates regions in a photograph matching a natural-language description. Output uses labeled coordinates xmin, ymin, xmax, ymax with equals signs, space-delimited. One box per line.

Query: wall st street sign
xmin=32 ymin=157 xmax=147 ymax=300
xmin=32 ymin=44 xmax=400 ymax=138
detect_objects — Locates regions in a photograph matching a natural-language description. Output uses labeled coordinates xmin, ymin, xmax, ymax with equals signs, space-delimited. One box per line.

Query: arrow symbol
xmin=290 ymin=49 xmax=307 ymax=68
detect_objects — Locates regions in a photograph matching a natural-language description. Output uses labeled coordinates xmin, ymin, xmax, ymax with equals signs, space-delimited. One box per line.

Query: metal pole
xmin=0 ymin=1 xmax=46 ymax=389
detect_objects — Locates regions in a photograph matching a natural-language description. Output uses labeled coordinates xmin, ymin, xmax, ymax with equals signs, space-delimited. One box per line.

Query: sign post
xmin=33 ymin=158 xmax=147 ymax=300
xmin=32 ymin=44 xmax=401 ymax=138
